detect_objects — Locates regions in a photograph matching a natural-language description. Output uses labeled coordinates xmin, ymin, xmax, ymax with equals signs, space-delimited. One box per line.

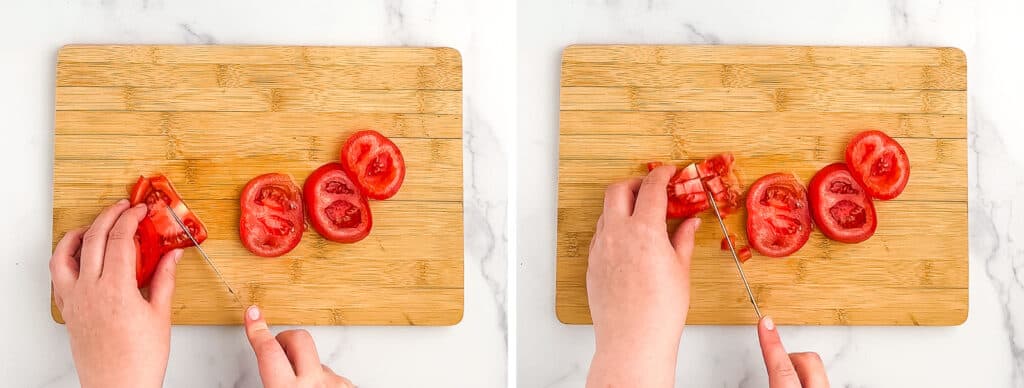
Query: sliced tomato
xmin=304 ymin=163 xmax=373 ymax=243
xmin=128 ymin=175 xmax=207 ymax=287
xmin=809 ymin=163 xmax=877 ymax=243
xmin=745 ymin=173 xmax=812 ymax=258
xmin=737 ymin=246 xmax=753 ymax=263
xmin=239 ymin=173 xmax=305 ymax=257
xmin=648 ymin=153 xmax=742 ymax=219
xmin=340 ymin=130 xmax=406 ymax=200
xmin=845 ymin=130 xmax=910 ymax=200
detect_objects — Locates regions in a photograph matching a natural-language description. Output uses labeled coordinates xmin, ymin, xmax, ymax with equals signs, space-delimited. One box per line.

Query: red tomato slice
xmin=648 ymin=154 xmax=742 ymax=219
xmin=845 ymin=130 xmax=910 ymax=200
xmin=809 ymin=163 xmax=877 ymax=243
xmin=340 ymin=130 xmax=406 ymax=200
xmin=128 ymin=175 xmax=207 ymax=287
xmin=239 ymin=173 xmax=305 ymax=257
xmin=746 ymin=173 xmax=812 ymax=258
xmin=304 ymin=163 xmax=373 ymax=243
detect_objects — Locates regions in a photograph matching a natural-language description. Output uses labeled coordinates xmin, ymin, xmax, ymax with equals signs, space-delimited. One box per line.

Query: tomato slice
xmin=340 ymin=130 xmax=406 ymax=200
xmin=128 ymin=175 xmax=207 ymax=287
xmin=648 ymin=153 xmax=742 ymax=219
xmin=304 ymin=163 xmax=373 ymax=243
xmin=745 ymin=173 xmax=812 ymax=258
xmin=239 ymin=173 xmax=305 ymax=257
xmin=809 ymin=163 xmax=877 ymax=243
xmin=845 ymin=130 xmax=910 ymax=200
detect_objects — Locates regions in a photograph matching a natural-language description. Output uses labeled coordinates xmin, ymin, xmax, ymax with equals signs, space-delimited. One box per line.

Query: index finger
xmin=633 ymin=165 xmax=676 ymax=221
xmin=757 ymin=316 xmax=802 ymax=388
xmin=244 ymin=305 xmax=295 ymax=385
xmin=102 ymin=203 xmax=148 ymax=285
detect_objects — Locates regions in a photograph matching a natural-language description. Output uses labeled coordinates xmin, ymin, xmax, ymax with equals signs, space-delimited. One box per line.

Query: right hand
xmin=243 ymin=305 xmax=354 ymax=388
xmin=758 ymin=316 xmax=830 ymax=387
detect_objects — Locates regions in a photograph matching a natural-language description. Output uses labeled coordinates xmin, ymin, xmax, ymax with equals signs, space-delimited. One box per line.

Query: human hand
xmin=50 ymin=199 xmax=183 ymax=388
xmin=244 ymin=305 xmax=354 ymax=388
xmin=758 ymin=316 xmax=830 ymax=387
xmin=585 ymin=166 xmax=701 ymax=388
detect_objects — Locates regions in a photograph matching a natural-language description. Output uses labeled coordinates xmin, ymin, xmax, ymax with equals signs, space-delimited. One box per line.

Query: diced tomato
xmin=720 ymin=233 xmax=738 ymax=251
xmin=648 ymin=153 xmax=743 ymax=219
xmin=737 ymin=246 xmax=753 ymax=263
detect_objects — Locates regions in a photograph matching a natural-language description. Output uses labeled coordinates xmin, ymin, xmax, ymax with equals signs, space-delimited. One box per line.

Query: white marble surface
xmin=0 ymin=1 xmax=511 ymax=387
xmin=518 ymin=0 xmax=1024 ymax=387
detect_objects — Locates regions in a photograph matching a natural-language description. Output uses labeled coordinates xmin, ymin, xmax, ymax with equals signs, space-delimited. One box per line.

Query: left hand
xmin=50 ymin=199 xmax=183 ymax=388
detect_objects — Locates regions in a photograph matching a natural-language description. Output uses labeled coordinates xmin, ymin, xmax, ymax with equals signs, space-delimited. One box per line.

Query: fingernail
xmin=763 ymin=316 xmax=775 ymax=330
xmin=117 ymin=198 xmax=129 ymax=206
xmin=172 ymin=249 xmax=184 ymax=263
xmin=134 ymin=203 xmax=147 ymax=211
xmin=247 ymin=305 xmax=261 ymax=321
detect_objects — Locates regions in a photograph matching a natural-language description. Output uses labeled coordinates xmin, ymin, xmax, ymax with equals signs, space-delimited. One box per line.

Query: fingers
xmin=633 ymin=165 xmax=676 ymax=221
xmin=669 ymin=217 xmax=701 ymax=265
xmin=103 ymin=203 xmax=148 ymax=284
xmin=80 ymin=199 xmax=131 ymax=279
xmin=757 ymin=316 xmax=802 ymax=388
xmin=147 ymin=249 xmax=183 ymax=311
xmin=602 ymin=178 xmax=641 ymax=220
xmin=276 ymin=329 xmax=322 ymax=376
xmin=790 ymin=352 xmax=830 ymax=388
xmin=244 ymin=305 xmax=295 ymax=385
xmin=50 ymin=227 xmax=86 ymax=295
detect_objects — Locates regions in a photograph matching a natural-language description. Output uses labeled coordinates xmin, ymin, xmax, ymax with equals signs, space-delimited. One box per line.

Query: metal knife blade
xmin=705 ymin=188 xmax=763 ymax=320
xmin=164 ymin=206 xmax=245 ymax=309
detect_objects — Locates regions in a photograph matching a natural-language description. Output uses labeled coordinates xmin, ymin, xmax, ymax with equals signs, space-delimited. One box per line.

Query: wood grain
xmin=52 ymin=45 xmax=464 ymax=326
xmin=557 ymin=45 xmax=968 ymax=326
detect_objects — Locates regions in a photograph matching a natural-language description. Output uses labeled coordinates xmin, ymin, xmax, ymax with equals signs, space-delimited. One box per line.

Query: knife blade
xmin=705 ymin=188 xmax=763 ymax=320
xmin=164 ymin=206 xmax=245 ymax=309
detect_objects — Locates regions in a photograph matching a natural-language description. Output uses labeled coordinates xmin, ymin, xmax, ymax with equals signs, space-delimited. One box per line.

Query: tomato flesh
xmin=745 ymin=173 xmax=812 ymax=258
xmin=304 ymin=162 xmax=373 ymax=243
xmin=128 ymin=175 xmax=207 ymax=287
xmin=809 ymin=163 xmax=877 ymax=243
xmin=240 ymin=173 xmax=305 ymax=257
xmin=649 ymin=153 xmax=742 ymax=219
xmin=340 ymin=130 xmax=406 ymax=200
xmin=845 ymin=130 xmax=910 ymax=200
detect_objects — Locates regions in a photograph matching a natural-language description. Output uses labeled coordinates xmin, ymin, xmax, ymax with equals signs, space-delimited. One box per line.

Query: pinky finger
xmin=50 ymin=227 xmax=86 ymax=295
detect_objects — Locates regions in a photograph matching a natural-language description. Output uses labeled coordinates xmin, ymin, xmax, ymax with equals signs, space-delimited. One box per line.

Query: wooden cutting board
xmin=556 ymin=45 xmax=967 ymax=325
xmin=51 ymin=45 xmax=464 ymax=325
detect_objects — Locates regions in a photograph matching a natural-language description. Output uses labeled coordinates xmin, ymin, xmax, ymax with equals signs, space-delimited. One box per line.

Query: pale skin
xmin=586 ymin=166 xmax=830 ymax=388
xmin=50 ymin=199 xmax=354 ymax=388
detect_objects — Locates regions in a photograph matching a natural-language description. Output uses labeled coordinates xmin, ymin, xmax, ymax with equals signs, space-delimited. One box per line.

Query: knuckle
xmin=254 ymin=337 xmax=280 ymax=355
xmin=82 ymin=228 xmax=106 ymax=244
xmin=278 ymin=328 xmax=313 ymax=344
xmin=793 ymin=351 xmax=823 ymax=364
xmin=107 ymin=227 xmax=132 ymax=243
xmin=773 ymin=363 xmax=799 ymax=379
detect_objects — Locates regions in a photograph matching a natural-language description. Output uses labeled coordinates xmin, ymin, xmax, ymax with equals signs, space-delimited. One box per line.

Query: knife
xmin=705 ymin=188 xmax=763 ymax=320
xmin=164 ymin=206 xmax=246 ymax=309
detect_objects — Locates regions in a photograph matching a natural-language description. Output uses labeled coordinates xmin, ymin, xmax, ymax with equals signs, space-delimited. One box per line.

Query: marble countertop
xmin=517 ymin=0 xmax=1024 ymax=387
xmin=0 ymin=1 xmax=510 ymax=387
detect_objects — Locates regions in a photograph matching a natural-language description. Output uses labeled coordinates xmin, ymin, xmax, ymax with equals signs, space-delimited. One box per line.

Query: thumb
xmin=670 ymin=217 xmax=701 ymax=265
xmin=244 ymin=305 xmax=295 ymax=384
xmin=148 ymin=248 xmax=183 ymax=311
xmin=757 ymin=316 xmax=802 ymax=388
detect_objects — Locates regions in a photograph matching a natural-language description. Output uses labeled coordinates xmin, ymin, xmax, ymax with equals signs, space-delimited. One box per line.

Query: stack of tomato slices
xmin=648 ymin=130 xmax=910 ymax=264
xmin=239 ymin=130 xmax=405 ymax=257
xmin=129 ymin=175 xmax=208 ymax=288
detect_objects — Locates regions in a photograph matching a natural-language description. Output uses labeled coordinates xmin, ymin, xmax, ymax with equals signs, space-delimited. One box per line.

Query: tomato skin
xmin=809 ymin=163 xmax=877 ymax=243
xmin=304 ymin=163 xmax=373 ymax=243
xmin=239 ymin=173 xmax=305 ymax=258
xmin=845 ymin=130 xmax=910 ymax=200
xmin=745 ymin=173 xmax=812 ymax=258
xmin=340 ymin=130 xmax=406 ymax=200
xmin=128 ymin=175 xmax=207 ymax=287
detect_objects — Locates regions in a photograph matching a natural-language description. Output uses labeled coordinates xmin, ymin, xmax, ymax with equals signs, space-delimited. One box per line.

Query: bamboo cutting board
xmin=557 ymin=45 xmax=967 ymax=325
xmin=51 ymin=45 xmax=463 ymax=325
